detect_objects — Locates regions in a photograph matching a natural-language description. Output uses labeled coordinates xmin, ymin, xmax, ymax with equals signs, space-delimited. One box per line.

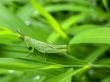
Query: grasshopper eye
xmin=28 ymin=47 xmax=33 ymax=50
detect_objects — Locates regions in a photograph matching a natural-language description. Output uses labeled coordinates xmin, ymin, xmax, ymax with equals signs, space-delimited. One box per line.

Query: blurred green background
xmin=0 ymin=0 xmax=110 ymax=82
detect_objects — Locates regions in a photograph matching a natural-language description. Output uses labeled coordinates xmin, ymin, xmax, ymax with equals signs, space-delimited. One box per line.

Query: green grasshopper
xmin=22 ymin=36 xmax=67 ymax=54
xmin=18 ymin=30 xmax=67 ymax=61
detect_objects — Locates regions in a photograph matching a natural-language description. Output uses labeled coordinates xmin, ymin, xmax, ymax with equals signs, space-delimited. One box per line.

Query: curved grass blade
xmin=46 ymin=65 xmax=90 ymax=82
xmin=85 ymin=45 xmax=109 ymax=63
xmin=0 ymin=26 xmax=20 ymax=44
xmin=0 ymin=58 xmax=64 ymax=70
xmin=102 ymin=0 xmax=109 ymax=11
xmin=70 ymin=28 xmax=110 ymax=45
xmin=47 ymin=14 xmax=88 ymax=43
xmin=30 ymin=0 xmax=68 ymax=39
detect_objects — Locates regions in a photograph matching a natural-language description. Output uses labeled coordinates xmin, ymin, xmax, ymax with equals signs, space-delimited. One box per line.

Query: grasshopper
xmin=18 ymin=30 xmax=67 ymax=61
xmin=22 ymin=36 xmax=67 ymax=54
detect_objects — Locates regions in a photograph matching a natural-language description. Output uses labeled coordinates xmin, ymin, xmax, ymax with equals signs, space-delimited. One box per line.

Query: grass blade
xmin=46 ymin=65 xmax=90 ymax=82
xmin=47 ymin=14 xmax=88 ymax=43
xmin=0 ymin=58 xmax=64 ymax=70
xmin=30 ymin=0 xmax=68 ymax=39
xmin=70 ymin=28 xmax=110 ymax=45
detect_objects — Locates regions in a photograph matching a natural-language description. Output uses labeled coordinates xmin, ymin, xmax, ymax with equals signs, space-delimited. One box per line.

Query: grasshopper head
xmin=23 ymin=36 xmax=30 ymax=41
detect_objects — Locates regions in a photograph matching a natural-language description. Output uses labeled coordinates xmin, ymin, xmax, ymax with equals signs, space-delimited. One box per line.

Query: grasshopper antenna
xmin=17 ymin=29 xmax=24 ymax=40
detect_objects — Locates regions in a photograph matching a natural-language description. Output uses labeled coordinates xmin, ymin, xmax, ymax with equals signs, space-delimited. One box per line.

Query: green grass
xmin=0 ymin=0 xmax=110 ymax=82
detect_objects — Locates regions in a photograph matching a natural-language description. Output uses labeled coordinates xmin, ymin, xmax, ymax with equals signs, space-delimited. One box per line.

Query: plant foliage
xmin=0 ymin=0 xmax=110 ymax=82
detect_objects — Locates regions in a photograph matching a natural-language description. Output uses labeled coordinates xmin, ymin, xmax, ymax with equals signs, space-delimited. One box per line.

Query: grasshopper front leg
xmin=27 ymin=47 xmax=34 ymax=57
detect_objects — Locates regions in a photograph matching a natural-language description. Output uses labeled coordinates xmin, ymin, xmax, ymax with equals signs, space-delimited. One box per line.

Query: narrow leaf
xmin=30 ymin=0 xmax=68 ymax=39
xmin=46 ymin=65 xmax=90 ymax=82
xmin=85 ymin=45 xmax=109 ymax=63
xmin=0 ymin=26 xmax=20 ymax=44
xmin=70 ymin=28 xmax=110 ymax=45
xmin=0 ymin=58 xmax=64 ymax=70
xmin=47 ymin=14 xmax=88 ymax=43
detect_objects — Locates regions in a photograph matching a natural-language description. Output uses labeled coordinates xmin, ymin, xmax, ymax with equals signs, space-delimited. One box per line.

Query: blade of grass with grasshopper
xmin=17 ymin=30 xmax=68 ymax=58
xmin=21 ymin=36 xmax=67 ymax=55
xmin=20 ymin=35 xmax=68 ymax=62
